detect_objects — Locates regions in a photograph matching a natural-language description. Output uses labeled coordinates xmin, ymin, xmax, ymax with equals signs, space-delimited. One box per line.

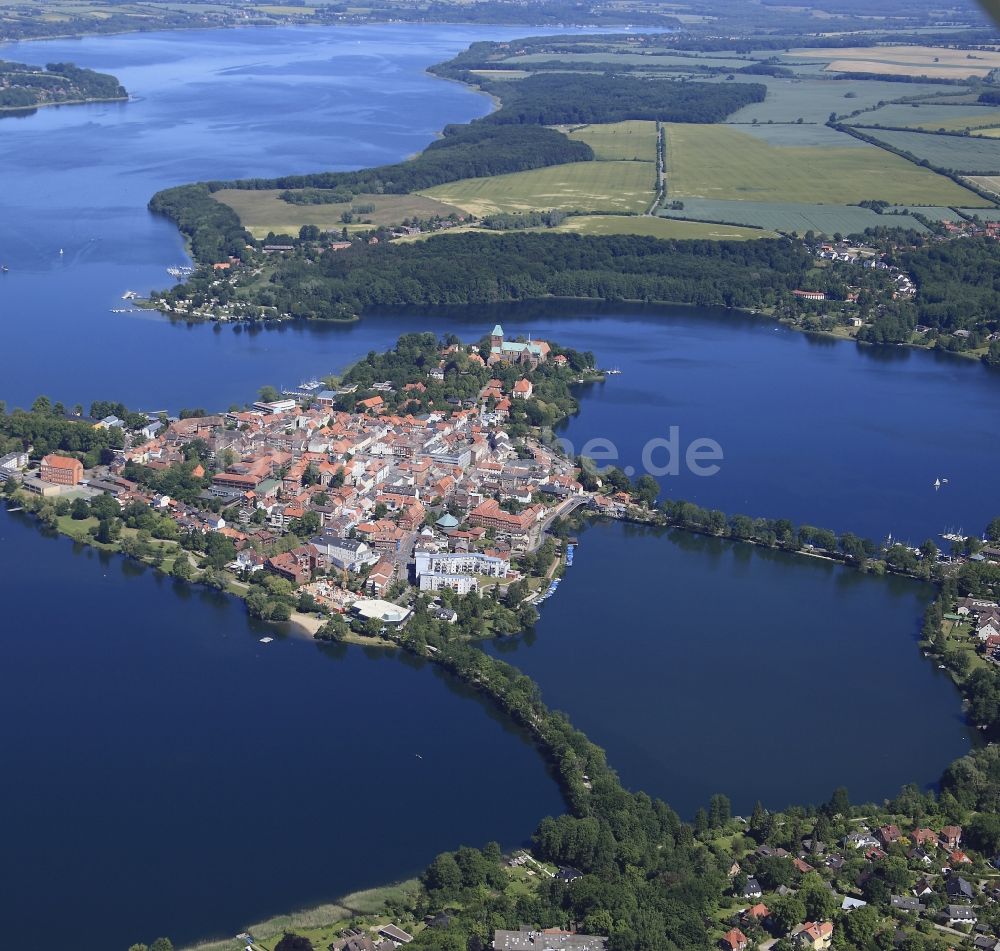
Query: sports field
xmin=214 ymin=189 xmax=464 ymax=238
xmin=792 ymin=45 xmax=1000 ymax=80
xmin=563 ymin=121 xmax=658 ymax=162
xmin=419 ymin=160 xmax=656 ymax=216
xmin=554 ymin=215 xmax=776 ymax=240
xmin=663 ymin=123 xmax=981 ymax=205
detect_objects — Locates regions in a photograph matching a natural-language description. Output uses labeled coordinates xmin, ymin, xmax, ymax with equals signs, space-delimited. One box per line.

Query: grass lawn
xmin=663 ymin=123 xmax=981 ymax=205
xmin=214 ymin=189 xmax=465 ymax=238
xmin=561 ymin=120 xmax=658 ymax=162
xmin=554 ymin=214 xmax=776 ymax=240
xmin=182 ymin=880 xmax=421 ymax=951
xmin=420 ymin=160 xmax=656 ymax=215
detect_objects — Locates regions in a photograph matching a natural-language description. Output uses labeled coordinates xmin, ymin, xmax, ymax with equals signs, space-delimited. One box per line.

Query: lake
xmin=0 ymin=22 xmax=996 ymax=950
xmin=0 ymin=507 xmax=564 ymax=951
xmin=489 ymin=519 xmax=970 ymax=819
xmin=0 ymin=29 xmax=997 ymax=542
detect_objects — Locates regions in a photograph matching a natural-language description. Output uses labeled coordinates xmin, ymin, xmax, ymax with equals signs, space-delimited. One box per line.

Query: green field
xmin=848 ymin=102 xmax=1000 ymax=132
xmin=214 ymin=189 xmax=465 ymax=238
xmin=856 ymin=127 xmax=1000 ymax=174
xmin=658 ymin=199 xmax=930 ymax=235
xmin=420 ymin=160 xmax=656 ymax=215
xmin=663 ymin=123 xmax=982 ymax=205
xmin=555 ymin=214 xmax=776 ymax=240
xmin=719 ymin=75 xmax=968 ymax=125
xmin=562 ymin=120 xmax=658 ymax=161
xmin=500 ymin=50 xmax=755 ymax=69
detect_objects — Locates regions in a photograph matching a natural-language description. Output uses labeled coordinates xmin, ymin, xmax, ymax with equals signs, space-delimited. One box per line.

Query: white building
xmin=414 ymin=549 xmax=510 ymax=581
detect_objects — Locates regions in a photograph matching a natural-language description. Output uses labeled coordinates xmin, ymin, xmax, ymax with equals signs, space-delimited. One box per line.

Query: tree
xmin=708 ymin=793 xmax=731 ymax=829
xmin=826 ymin=786 xmax=850 ymax=817
xmin=274 ymin=935 xmax=313 ymax=951
xmin=149 ymin=941 xmax=174 ymax=951
xmin=259 ymin=385 xmax=281 ymax=403
xmin=70 ymin=497 xmax=90 ymax=520
xmin=423 ymin=852 xmax=463 ymax=897
xmin=170 ymin=555 xmax=193 ymax=581
xmin=987 ymin=516 xmax=1000 ymax=544
xmin=768 ymin=895 xmax=806 ymax=935
xmin=798 ymin=872 xmax=837 ymax=921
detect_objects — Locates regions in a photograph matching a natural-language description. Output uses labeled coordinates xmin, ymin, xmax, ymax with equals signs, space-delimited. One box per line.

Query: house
xmin=741 ymin=904 xmax=769 ymax=924
xmin=512 ymin=378 xmax=533 ymax=400
xmin=913 ymin=877 xmax=934 ymax=897
xmin=740 ymin=878 xmax=762 ymax=899
xmin=793 ymin=921 xmax=833 ymax=950
xmin=720 ymin=928 xmax=747 ymax=951
xmin=891 ymin=895 xmax=923 ymax=913
xmin=39 ymin=454 xmax=83 ymax=486
xmin=378 ymin=924 xmax=412 ymax=944
xmin=941 ymin=825 xmax=963 ymax=849
xmin=877 ymin=824 xmax=902 ymax=847
xmin=912 ymin=828 xmax=938 ymax=847
xmin=367 ymin=559 xmax=396 ymax=596
xmin=946 ymin=876 xmax=974 ymax=902
xmin=946 ymin=905 xmax=978 ymax=927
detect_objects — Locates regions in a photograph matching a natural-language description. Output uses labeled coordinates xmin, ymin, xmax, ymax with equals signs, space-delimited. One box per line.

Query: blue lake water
xmin=489 ymin=520 xmax=969 ymax=819
xmin=0 ymin=507 xmax=564 ymax=951
xmin=0 ymin=23 xmax=995 ymax=950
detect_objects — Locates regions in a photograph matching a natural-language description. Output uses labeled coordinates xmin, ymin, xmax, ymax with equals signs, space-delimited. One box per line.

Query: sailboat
xmin=934 ymin=478 xmax=941 ymax=490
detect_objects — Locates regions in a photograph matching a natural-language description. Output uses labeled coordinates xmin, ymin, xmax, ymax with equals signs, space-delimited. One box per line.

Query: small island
xmin=0 ymin=60 xmax=127 ymax=113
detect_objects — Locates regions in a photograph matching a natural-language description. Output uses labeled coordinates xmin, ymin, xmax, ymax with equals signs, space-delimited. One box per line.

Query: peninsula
xmin=0 ymin=59 xmax=126 ymax=112
xmin=146 ymin=30 xmax=1000 ymax=364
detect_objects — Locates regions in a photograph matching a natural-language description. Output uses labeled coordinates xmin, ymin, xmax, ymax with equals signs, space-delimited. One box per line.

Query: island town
xmin=0 ymin=326 xmax=619 ymax=638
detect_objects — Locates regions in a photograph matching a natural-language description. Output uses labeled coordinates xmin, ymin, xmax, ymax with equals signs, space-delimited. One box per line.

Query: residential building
xmin=793 ymin=921 xmax=833 ymax=950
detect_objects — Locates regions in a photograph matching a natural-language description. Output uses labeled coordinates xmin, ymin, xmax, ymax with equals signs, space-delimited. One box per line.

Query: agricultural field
xmin=562 ymin=120 xmax=658 ymax=161
xmin=735 ymin=123 xmax=868 ymax=148
xmin=499 ymin=50 xmax=756 ymax=70
xmin=719 ymin=75 xmax=967 ymax=125
xmin=419 ymin=160 xmax=656 ymax=216
xmin=662 ymin=123 xmax=981 ymax=205
xmin=858 ymin=128 xmax=1000 ymax=174
xmin=885 ymin=205 xmax=968 ymax=221
xmin=791 ymin=44 xmax=1000 ymax=79
xmin=846 ymin=102 xmax=1000 ymax=132
xmin=213 ymin=189 xmax=464 ymax=238
xmin=553 ymin=214 xmax=776 ymax=240
xmin=964 ymin=177 xmax=1000 ymax=200
xmin=657 ymin=199 xmax=929 ymax=235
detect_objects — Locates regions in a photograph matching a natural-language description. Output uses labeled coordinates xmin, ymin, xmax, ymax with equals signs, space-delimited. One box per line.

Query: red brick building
xmin=40 ymin=454 xmax=84 ymax=486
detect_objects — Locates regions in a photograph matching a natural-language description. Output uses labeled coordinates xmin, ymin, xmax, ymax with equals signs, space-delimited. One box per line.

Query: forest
xmin=221 ymin=233 xmax=812 ymax=321
xmin=476 ymin=73 xmax=766 ymax=125
xmin=0 ymin=60 xmax=126 ymax=109
xmin=214 ymin=125 xmax=591 ymax=197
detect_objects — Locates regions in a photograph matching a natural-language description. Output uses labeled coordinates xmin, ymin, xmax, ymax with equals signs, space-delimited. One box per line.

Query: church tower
xmin=490 ymin=324 xmax=504 ymax=351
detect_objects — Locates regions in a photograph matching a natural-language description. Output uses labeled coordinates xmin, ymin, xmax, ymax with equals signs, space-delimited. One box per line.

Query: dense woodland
xmin=0 ymin=60 xmax=126 ymax=109
xmin=225 ymin=125 xmax=593 ymax=197
xmin=211 ymin=234 xmax=811 ymax=321
xmin=476 ymin=73 xmax=765 ymax=125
